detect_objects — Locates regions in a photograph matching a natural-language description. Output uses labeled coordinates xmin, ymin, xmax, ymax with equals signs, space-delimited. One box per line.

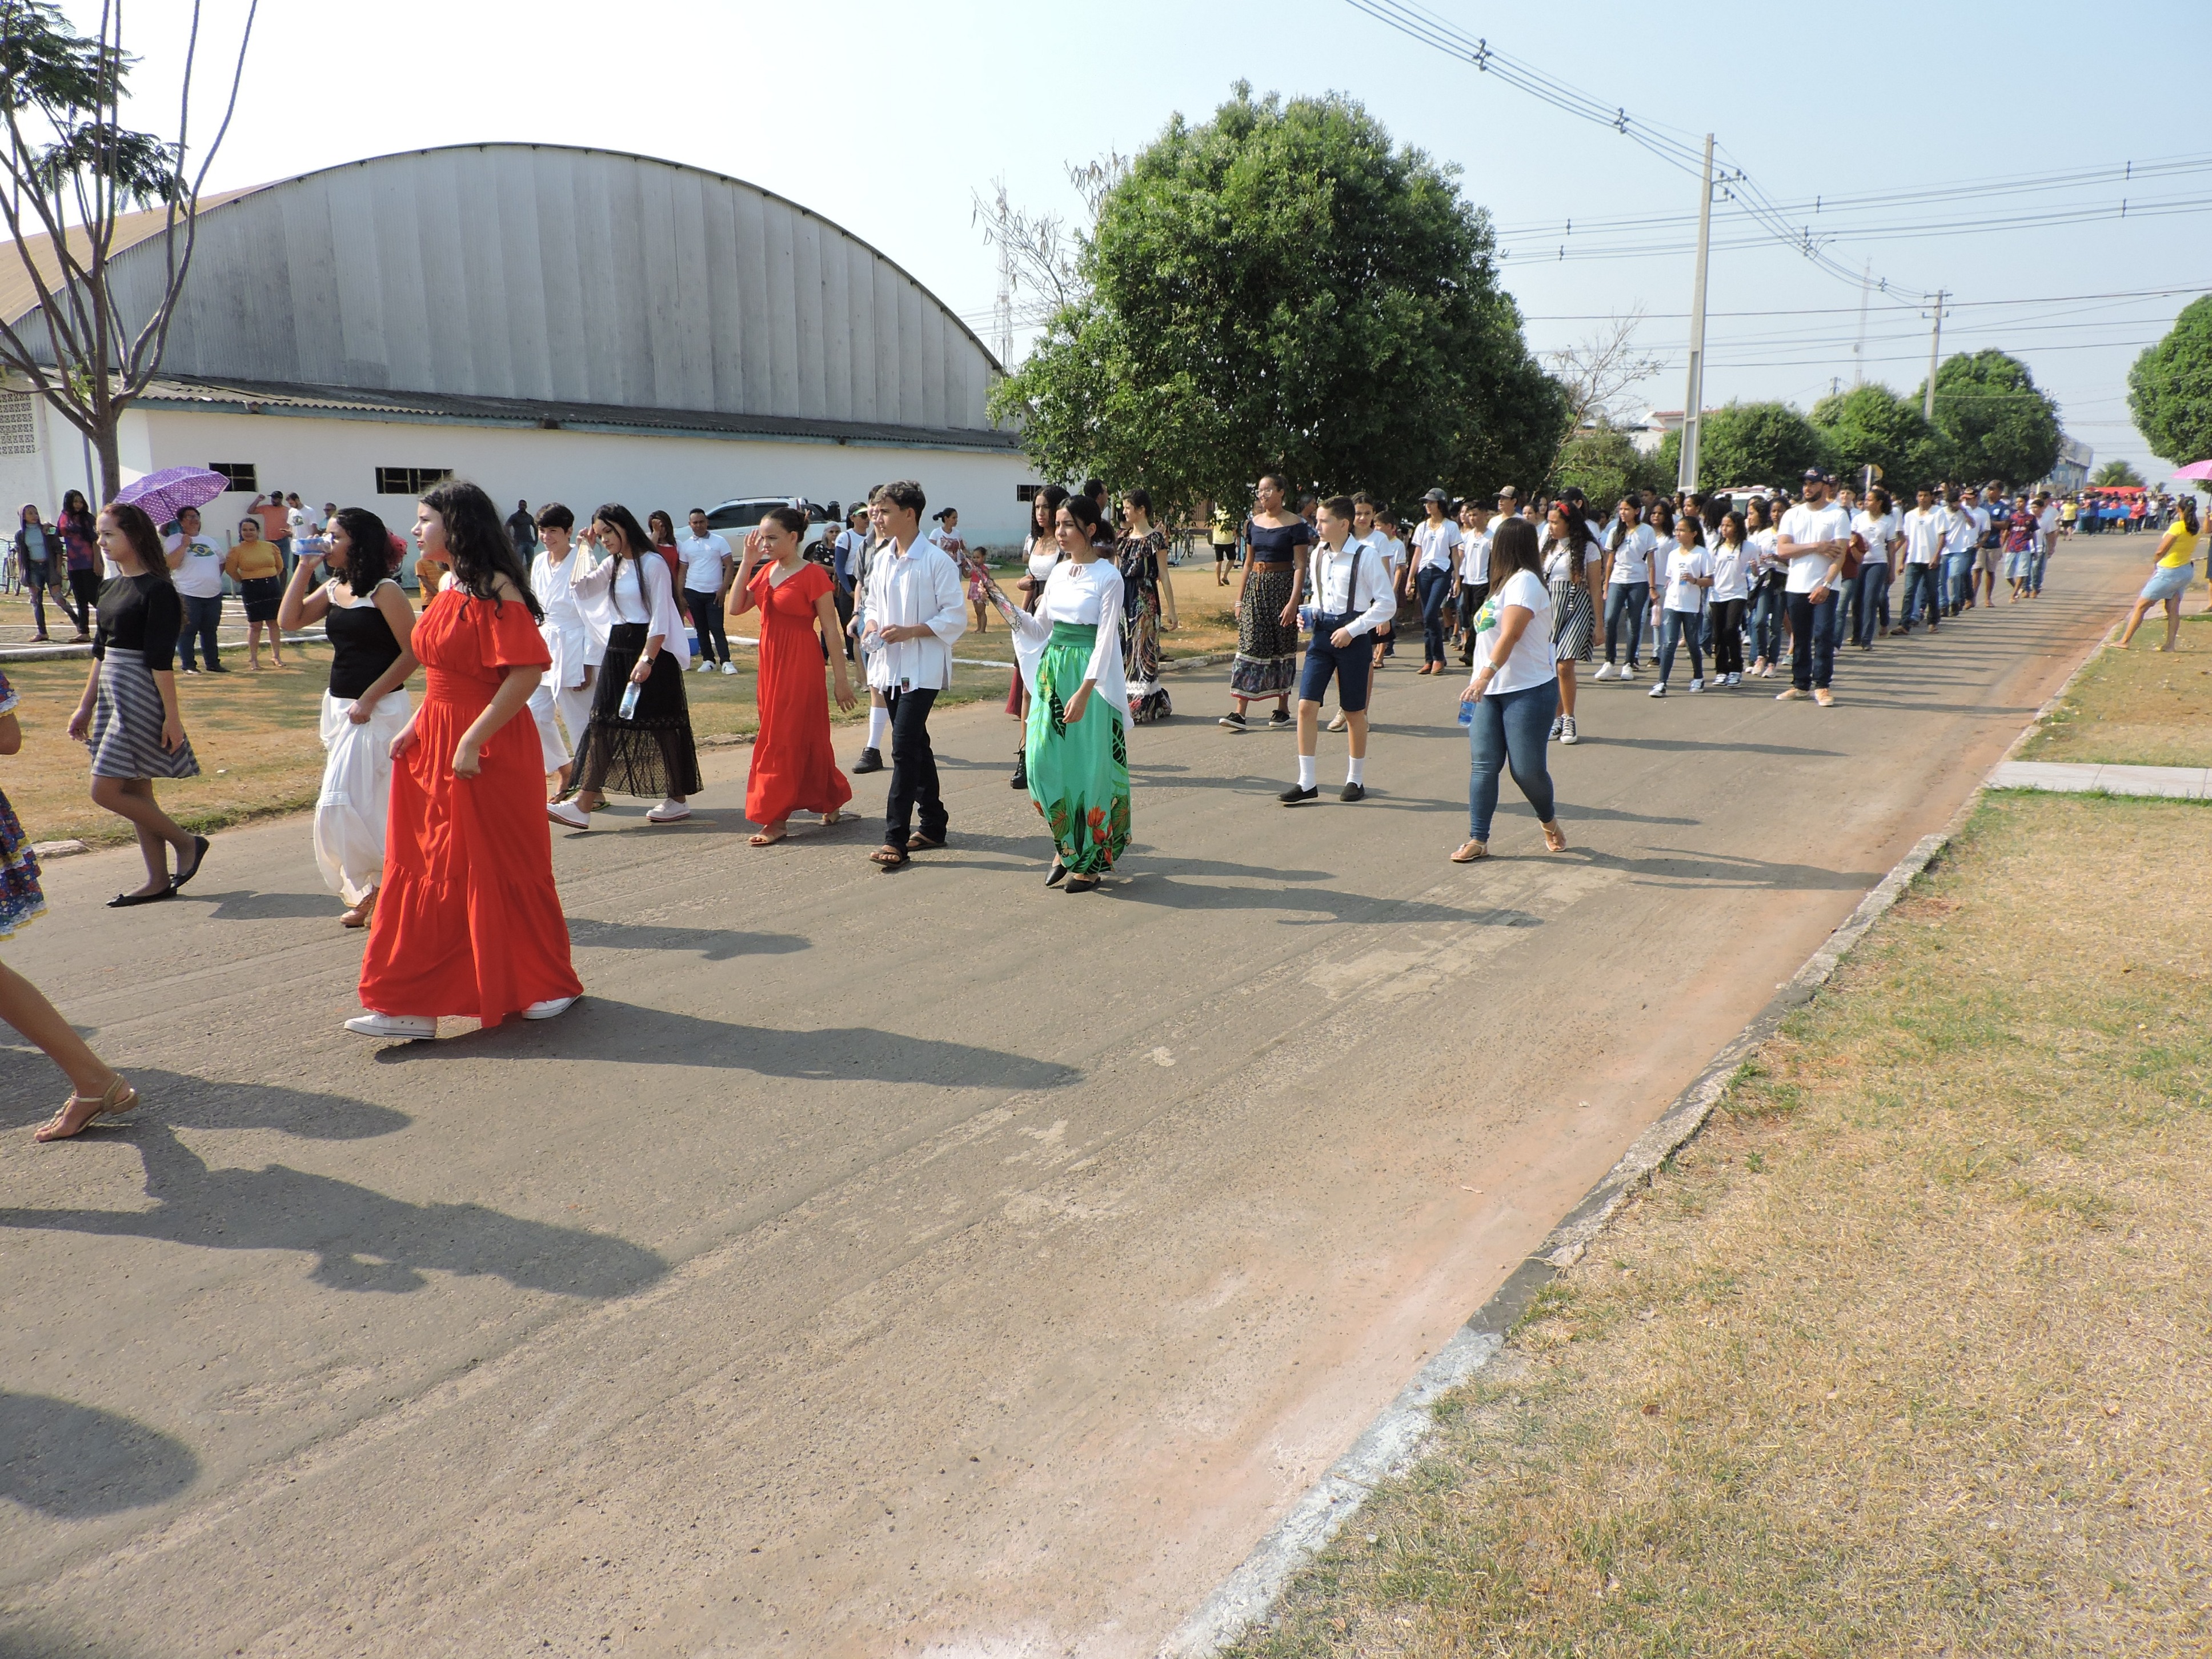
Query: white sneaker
xmin=1648 ymin=682 xmax=1668 ymax=698
xmin=1687 ymin=678 xmax=1705 ymax=693
xmin=1619 ymin=664 xmax=1637 ymax=681
xmin=344 ymin=1012 xmax=435 ymax=1040
xmin=692 ymin=659 xmax=710 ymax=672
xmin=1560 ymin=716 xmax=1579 ymax=745
xmin=1593 ymin=662 xmax=1617 ymax=682
xmin=547 ymin=800 xmax=590 ymax=829
xmin=1548 ymin=715 xmax=1564 ymax=740
xmin=523 ymin=995 xmax=578 ymax=1021
xmin=720 ymin=661 xmax=736 ymax=675
xmin=646 ymin=799 xmax=691 ymax=823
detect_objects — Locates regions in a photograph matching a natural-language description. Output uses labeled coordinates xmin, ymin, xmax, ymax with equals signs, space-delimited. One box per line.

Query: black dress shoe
xmin=1279 ymin=784 xmax=1318 ymax=805
xmin=1340 ymin=782 xmax=1366 ymax=802
xmin=170 ymin=835 xmax=210 ymax=893
xmin=107 ymin=888 xmax=174 ymax=908
xmin=1045 ymin=860 xmax=1067 ymax=887
xmin=852 ymin=747 xmax=883 ymax=774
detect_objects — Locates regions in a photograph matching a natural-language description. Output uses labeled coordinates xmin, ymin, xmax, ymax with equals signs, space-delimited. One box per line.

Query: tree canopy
xmin=989 ymin=85 xmax=1567 ymax=518
xmin=2126 ymin=296 xmax=2212 ymax=466
xmin=1554 ymin=420 xmax=1669 ymax=514
xmin=1657 ymin=400 xmax=1830 ymax=493
xmin=1809 ymin=383 xmax=1949 ymax=496
xmin=1918 ymin=350 xmax=2061 ymax=488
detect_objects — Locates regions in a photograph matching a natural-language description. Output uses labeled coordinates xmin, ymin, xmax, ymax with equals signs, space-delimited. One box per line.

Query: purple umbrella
xmin=116 ymin=466 xmax=233 ymax=526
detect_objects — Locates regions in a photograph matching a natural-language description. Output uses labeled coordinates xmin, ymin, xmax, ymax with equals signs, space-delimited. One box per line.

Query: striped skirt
xmin=1550 ymin=578 xmax=1594 ymax=663
xmin=90 ymin=647 xmax=199 ymax=780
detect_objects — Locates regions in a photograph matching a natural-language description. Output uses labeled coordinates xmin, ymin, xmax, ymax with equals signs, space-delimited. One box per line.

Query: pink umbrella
xmin=2168 ymin=459 xmax=2212 ymax=482
xmin=115 ymin=465 xmax=232 ymax=525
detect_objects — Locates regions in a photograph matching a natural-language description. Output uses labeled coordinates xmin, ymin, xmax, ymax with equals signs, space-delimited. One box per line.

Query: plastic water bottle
xmin=1457 ymin=696 xmax=1473 ymax=727
xmin=618 ymin=680 xmax=642 ymax=720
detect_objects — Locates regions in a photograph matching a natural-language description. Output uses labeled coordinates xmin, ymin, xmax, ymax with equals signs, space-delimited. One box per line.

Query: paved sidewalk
xmin=1988 ymin=760 xmax=2212 ymax=799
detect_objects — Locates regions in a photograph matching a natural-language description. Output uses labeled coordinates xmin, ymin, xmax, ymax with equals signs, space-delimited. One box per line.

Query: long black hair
xmin=423 ymin=479 xmax=542 ymax=620
xmin=101 ymin=500 xmax=171 ymax=584
xmin=331 ymin=507 xmax=396 ymax=596
xmin=1060 ymin=492 xmax=1104 ymax=543
xmin=1486 ymin=514 xmax=1542 ymax=588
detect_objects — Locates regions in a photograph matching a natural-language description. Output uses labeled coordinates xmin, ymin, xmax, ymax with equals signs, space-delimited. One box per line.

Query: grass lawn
xmin=2016 ymin=608 xmax=2212 ymax=770
xmin=0 ymin=638 xmax=1011 ymax=849
xmin=1233 ymin=791 xmax=2211 ymax=1657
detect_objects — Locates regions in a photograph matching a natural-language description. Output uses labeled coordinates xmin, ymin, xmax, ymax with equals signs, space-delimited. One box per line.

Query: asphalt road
xmin=0 ymin=539 xmax=2143 ymax=1658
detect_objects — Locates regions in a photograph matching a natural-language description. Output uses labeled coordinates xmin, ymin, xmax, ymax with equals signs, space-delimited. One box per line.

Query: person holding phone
xmin=348 ymin=480 xmax=578 ymax=1039
xmin=728 ymin=504 xmax=854 ymax=847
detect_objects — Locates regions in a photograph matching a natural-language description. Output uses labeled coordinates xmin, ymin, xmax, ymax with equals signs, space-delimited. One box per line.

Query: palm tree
xmin=2091 ymin=460 xmax=2146 ymax=488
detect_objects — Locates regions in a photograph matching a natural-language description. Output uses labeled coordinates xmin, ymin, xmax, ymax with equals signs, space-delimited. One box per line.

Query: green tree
xmin=989 ymin=85 xmax=1567 ymax=517
xmin=1656 ymin=400 xmax=1830 ymax=493
xmin=2090 ymin=459 xmax=2145 ymax=487
xmin=2127 ymin=296 xmax=2212 ymax=464
xmin=1917 ymin=350 xmax=2061 ymax=489
xmin=1809 ymin=383 xmax=1949 ymax=496
xmin=1554 ymin=420 xmax=1669 ymax=513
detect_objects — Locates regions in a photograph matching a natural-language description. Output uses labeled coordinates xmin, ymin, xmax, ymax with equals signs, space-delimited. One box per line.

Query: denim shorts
xmin=2139 ymin=562 xmax=2193 ymax=602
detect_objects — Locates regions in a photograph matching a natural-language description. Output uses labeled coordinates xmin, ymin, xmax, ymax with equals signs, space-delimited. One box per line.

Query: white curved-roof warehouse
xmin=25 ymin=142 xmax=1010 ymax=449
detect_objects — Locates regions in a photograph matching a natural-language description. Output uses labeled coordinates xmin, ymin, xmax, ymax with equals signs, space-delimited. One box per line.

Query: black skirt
xmin=239 ymin=574 xmax=283 ymax=622
xmin=572 ymin=623 xmax=702 ymax=799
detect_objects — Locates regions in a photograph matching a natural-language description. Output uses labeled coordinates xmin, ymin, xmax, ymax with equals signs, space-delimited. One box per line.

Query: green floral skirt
xmin=1025 ymin=622 xmax=1131 ymax=875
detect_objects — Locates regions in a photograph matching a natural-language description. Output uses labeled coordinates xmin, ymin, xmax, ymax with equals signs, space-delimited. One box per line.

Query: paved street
xmin=0 ymin=540 xmax=2142 ymax=1657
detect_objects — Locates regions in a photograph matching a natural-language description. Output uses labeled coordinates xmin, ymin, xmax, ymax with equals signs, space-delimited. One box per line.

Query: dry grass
xmin=2018 ymin=609 xmax=2212 ymax=770
xmin=0 ymin=640 xmax=1006 ymax=848
xmin=1234 ymin=792 xmax=2212 ymax=1657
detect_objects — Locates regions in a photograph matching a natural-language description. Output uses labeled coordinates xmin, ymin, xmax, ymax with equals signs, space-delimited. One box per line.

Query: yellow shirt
xmin=2156 ymin=522 xmax=2198 ymax=568
xmin=225 ymin=538 xmax=282 ymax=581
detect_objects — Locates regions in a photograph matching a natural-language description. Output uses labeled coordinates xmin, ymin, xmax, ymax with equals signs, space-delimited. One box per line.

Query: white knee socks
xmin=1347 ymin=756 xmax=1365 ymax=786
xmin=867 ymin=707 xmax=889 ymax=750
xmin=1297 ymin=754 xmax=1317 ymax=789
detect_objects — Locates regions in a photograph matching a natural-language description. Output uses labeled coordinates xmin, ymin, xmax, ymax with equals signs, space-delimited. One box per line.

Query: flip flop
xmin=905 ymin=833 xmax=947 ymax=852
xmin=748 ymin=831 xmax=788 ymax=847
xmin=1449 ymin=840 xmax=1490 ymax=864
xmin=170 ymin=834 xmax=210 ymax=893
xmin=869 ymin=845 xmax=910 ymax=869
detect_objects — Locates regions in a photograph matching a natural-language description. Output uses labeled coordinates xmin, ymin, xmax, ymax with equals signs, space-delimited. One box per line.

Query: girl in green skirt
xmin=997 ymin=494 xmax=1131 ymax=893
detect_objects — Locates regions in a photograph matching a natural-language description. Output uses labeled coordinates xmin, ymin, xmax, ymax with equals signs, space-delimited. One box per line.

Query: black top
xmin=93 ymin=574 xmax=182 ymax=669
xmin=326 ymin=589 xmax=404 ymax=700
xmin=506 ymin=510 xmax=538 ymax=550
xmin=1244 ymin=518 xmax=1314 ymax=566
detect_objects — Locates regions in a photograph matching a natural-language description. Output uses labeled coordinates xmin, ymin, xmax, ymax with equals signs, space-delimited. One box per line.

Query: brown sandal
xmin=905 ymin=832 xmax=946 ymax=852
xmin=869 ymin=845 xmax=910 ymax=869
xmin=34 ymin=1075 xmax=139 ymax=1142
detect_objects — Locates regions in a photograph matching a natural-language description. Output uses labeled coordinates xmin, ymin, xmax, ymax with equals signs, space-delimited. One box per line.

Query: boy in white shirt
xmin=1455 ymin=501 xmax=1492 ymax=667
xmin=859 ymin=480 xmax=967 ymax=865
xmin=1283 ymin=496 xmax=1396 ymax=805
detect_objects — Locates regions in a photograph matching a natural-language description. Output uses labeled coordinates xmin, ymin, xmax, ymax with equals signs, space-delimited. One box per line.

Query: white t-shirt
xmin=1460 ymin=529 xmax=1491 ymax=584
xmin=1778 ymin=501 xmax=1852 ymax=594
xmin=676 ymin=530 xmax=731 ymax=592
xmin=1852 ymin=510 xmax=1898 ymax=567
xmin=166 ymin=532 xmax=226 ymax=599
xmin=2035 ymin=505 xmax=2059 ymax=548
xmin=1376 ymin=534 xmax=1407 ymax=574
xmin=1901 ymin=507 xmax=1945 ymax=564
xmin=1605 ymin=522 xmax=1658 ymax=585
xmin=1749 ymin=525 xmax=1781 ymax=579
xmin=1661 ymin=542 xmax=1712 ymax=612
xmin=286 ymin=506 xmax=309 ymax=540
xmin=1709 ymin=540 xmax=1749 ymax=603
xmin=1412 ymin=518 xmax=1461 ymax=573
xmin=1474 ymin=568 xmax=1556 ymax=696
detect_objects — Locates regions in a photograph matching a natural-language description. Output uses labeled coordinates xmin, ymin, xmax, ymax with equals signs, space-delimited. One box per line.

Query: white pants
xmin=529 ymin=674 xmax=594 ymax=772
xmin=314 ymin=687 xmax=411 ymax=905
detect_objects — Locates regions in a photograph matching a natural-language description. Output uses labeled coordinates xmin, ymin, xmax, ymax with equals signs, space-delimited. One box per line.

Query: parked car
xmin=702 ymin=498 xmax=838 ymax=562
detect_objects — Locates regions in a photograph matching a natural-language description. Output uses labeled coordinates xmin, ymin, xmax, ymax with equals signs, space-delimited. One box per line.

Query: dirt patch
xmin=1232 ymin=792 xmax=2212 ymax=1657
xmin=2018 ymin=610 xmax=2212 ymax=769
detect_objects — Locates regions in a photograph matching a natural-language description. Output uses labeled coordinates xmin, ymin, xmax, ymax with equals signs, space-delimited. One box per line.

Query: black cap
xmin=1422 ymin=487 xmax=1448 ymax=503
xmin=1802 ymin=467 xmax=1825 ymax=481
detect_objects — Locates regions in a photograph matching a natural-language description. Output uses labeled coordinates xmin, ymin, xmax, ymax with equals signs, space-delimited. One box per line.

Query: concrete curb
xmin=1161 ymin=829 xmax=1955 ymax=1658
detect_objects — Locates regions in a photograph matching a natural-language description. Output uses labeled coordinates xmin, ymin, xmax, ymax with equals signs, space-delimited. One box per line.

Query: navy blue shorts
xmin=1299 ymin=625 xmax=1374 ymax=712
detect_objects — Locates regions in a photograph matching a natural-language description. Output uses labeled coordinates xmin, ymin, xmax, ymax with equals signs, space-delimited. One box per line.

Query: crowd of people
xmin=7 ymin=452 xmax=2202 ymax=1134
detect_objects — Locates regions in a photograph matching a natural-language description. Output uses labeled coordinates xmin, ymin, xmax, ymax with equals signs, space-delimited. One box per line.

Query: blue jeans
xmin=1945 ymin=551 xmax=1973 ymax=610
xmin=1416 ymin=565 xmax=1453 ymax=665
xmin=1786 ymin=592 xmax=1836 ymax=690
xmin=1851 ymin=564 xmax=1890 ymax=647
xmin=178 ymin=592 xmax=223 ymax=669
xmin=1602 ymin=581 xmax=1650 ymax=666
xmin=1750 ymin=582 xmax=1785 ymax=664
xmin=1899 ymin=563 xmax=1941 ymax=627
xmin=1466 ymin=677 xmax=1560 ymax=843
xmin=1656 ymin=608 xmax=1704 ymax=684
xmin=2031 ymin=545 xmax=2050 ymax=593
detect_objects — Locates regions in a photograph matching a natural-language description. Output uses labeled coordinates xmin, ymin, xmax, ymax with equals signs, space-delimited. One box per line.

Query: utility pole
xmin=1922 ymin=290 xmax=1947 ymax=421
xmin=1677 ymin=133 xmax=1714 ymax=493
xmin=1852 ymin=258 xmax=1871 ymax=387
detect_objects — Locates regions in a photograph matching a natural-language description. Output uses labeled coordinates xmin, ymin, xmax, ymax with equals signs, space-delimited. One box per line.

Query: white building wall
xmin=115 ymin=407 xmax=1036 ymax=549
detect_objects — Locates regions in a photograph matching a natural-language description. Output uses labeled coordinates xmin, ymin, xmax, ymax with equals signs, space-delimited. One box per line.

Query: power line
xmin=1516 ymin=284 xmax=2210 ymax=322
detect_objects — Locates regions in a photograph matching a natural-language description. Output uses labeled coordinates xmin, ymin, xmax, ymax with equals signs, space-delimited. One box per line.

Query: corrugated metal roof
xmin=0 ymin=186 xmax=265 ymax=337
xmin=135 ymin=374 xmax=1024 ymax=452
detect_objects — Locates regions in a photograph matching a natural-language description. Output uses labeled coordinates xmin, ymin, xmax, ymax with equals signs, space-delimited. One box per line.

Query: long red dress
xmin=744 ymin=560 xmax=852 ymax=827
xmin=359 ymin=589 xmax=582 ymax=1023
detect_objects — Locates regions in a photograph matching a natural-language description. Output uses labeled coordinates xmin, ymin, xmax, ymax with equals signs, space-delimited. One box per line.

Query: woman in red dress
xmin=727 ymin=504 xmax=855 ymax=847
xmin=349 ymin=480 xmax=582 ymax=1039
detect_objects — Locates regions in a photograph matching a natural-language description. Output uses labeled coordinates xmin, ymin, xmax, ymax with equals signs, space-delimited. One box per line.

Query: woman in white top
xmin=1745 ymin=497 xmax=1786 ymax=678
xmin=1649 ymin=513 xmax=1714 ymax=696
xmin=1595 ymin=496 xmax=1658 ymax=680
xmin=526 ymin=502 xmax=601 ymax=792
xmin=999 ymin=493 xmax=1128 ymax=893
xmin=1848 ymin=486 xmax=1901 ymax=651
xmin=1003 ymin=486 xmax=1067 ymax=791
xmin=1707 ymin=511 xmax=1752 ymax=686
xmin=548 ymin=503 xmax=699 ymax=829
xmin=1453 ymin=502 xmax=1492 ymax=667
xmin=276 ymin=507 xmax=416 ymax=927
xmin=1540 ymin=506 xmax=1598 ymax=745
xmin=1454 ymin=516 xmax=1568 ymax=864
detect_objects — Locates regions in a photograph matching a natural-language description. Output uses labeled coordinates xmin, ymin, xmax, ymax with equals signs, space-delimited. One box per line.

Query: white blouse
xmin=571 ymin=550 xmax=691 ymax=670
xmin=1008 ymin=558 xmax=1128 ymax=719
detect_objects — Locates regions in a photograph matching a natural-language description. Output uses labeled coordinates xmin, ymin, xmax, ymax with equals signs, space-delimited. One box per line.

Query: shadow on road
xmin=179 ymin=887 xmax=339 ymax=921
xmin=566 ymin=918 xmax=810 ymax=961
xmin=1111 ymin=869 xmax=1537 ymax=929
xmin=0 ymin=1391 xmax=199 ymax=1517
xmin=0 ymin=1061 xmax=407 ymax=1140
xmin=373 ymin=1000 xmax=1084 ymax=1092
xmin=1577 ymin=844 xmax=1881 ymax=892
xmin=0 ymin=1122 xmax=667 ymax=1297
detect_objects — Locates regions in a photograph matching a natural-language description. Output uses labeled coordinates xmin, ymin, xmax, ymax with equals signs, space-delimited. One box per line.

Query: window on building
xmin=207 ymin=462 xmax=257 ymax=492
xmin=375 ymin=466 xmax=452 ymax=495
xmin=0 ymin=394 xmax=33 ymax=456
xmin=1016 ymin=484 xmax=1040 ymax=502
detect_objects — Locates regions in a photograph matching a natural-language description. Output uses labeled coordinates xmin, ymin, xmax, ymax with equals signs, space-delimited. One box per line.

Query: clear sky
xmin=124 ymin=0 xmax=2205 ymax=481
